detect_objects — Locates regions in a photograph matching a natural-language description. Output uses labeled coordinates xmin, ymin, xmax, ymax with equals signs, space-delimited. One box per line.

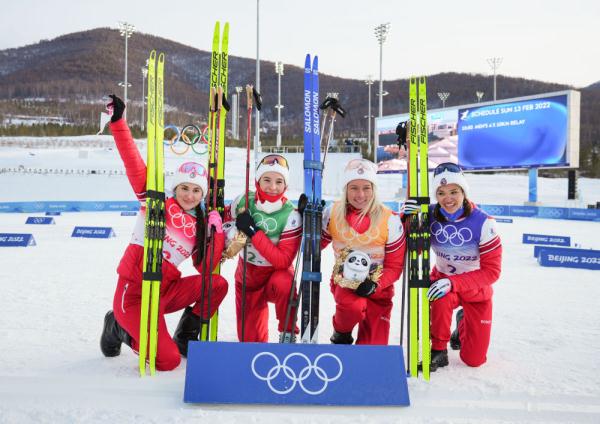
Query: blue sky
xmin=2 ymin=0 xmax=598 ymax=87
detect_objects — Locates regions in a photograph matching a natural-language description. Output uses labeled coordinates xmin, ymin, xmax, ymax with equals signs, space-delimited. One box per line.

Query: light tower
xmin=437 ymin=92 xmax=450 ymax=108
xmin=487 ymin=57 xmax=503 ymax=101
xmin=374 ymin=23 xmax=391 ymax=118
xmin=118 ymin=21 xmax=135 ymax=117
xmin=275 ymin=61 xmax=284 ymax=148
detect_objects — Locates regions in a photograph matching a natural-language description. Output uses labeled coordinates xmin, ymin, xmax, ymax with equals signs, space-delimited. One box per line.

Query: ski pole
xmin=280 ymin=193 xmax=308 ymax=343
xmin=318 ymin=96 xmax=346 ymax=167
xmin=205 ymin=87 xmax=229 ymax=338
xmin=239 ymin=85 xmax=261 ymax=342
xmin=198 ymin=86 xmax=219 ymax=339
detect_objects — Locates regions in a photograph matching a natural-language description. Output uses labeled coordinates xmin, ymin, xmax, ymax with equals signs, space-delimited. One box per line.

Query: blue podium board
xmin=184 ymin=342 xmax=410 ymax=406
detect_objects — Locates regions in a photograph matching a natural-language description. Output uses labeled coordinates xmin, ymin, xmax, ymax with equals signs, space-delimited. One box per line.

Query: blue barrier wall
xmin=2 ymin=201 xmax=600 ymax=222
xmin=538 ymin=247 xmax=600 ymax=270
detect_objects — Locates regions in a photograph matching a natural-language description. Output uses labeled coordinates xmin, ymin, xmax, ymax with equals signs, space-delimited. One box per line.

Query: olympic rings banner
xmin=184 ymin=341 xmax=410 ymax=406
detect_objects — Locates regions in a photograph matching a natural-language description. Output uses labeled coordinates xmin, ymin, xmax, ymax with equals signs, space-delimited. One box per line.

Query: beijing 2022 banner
xmin=457 ymin=95 xmax=568 ymax=169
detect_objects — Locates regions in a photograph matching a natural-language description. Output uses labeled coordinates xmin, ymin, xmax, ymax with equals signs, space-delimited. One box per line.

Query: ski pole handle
xmin=217 ymin=86 xmax=224 ymax=111
xmin=246 ymin=85 xmax=253 ymax=110
xmin=252 ymin=87 xmax=262 ymax=111
xmin=209 ymin=86 xmax=217 ymax=112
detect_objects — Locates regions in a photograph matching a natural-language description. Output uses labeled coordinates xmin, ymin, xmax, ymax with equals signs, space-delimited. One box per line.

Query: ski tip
xmin=223 ymin=22 xmax=230 ymax=31
xmin=304 ymin=54 xmax=311 ymax=69
xmin=158 ymin=52 xmax=165 ymax=63
xmin=410 ymin=76 xmax=417 ymax=83
xmin=149 ymin=50 xmax=156 ymax=60
xmin=419 ymin=76 xmax=426 ymax=84
xmin=213 ymin=21 xmax=220 ymax=32
xmin=312 ymin=55 xmax=319 ymax=71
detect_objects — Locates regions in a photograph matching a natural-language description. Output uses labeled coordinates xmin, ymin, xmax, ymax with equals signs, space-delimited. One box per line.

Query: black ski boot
xmin=450 ymin=308 xmax=464 ymax=351
xmin=172 ymin=306 xmax=202 ymax=357
xmin=330 ymin=331 xmax=354 ymax=344
xmin=430 ymin=349 xmax=449 ymax=372
xmin=100 ymin=310 xmax=131 ymax=357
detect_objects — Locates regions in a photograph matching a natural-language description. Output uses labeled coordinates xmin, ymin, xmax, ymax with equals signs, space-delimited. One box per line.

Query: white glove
xmin=427 ymin=278 xmax=452 ymax=301
xmin=400 ymin=199 xmax=419 ymax=215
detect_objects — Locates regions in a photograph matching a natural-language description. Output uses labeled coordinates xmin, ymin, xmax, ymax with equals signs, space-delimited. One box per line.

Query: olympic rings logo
xmin=251 ymin=352 xmax=343 ymax=395
xmin=431 ymin=221 xmax=473 ymax=246
xmin=485 ymin=206 xmax=505 ymax=216
xmin=252 ymin=212 xmax=278 ymax=234
xmin=168 ymin=203 xmax=196 ymax=237
xmin=164 ymin=124 xmax=210 ymax=156
xmin=543 ymin=208 xmax=564 ymax=218
xmin=335 ymin=220 xmax=381 ymax=245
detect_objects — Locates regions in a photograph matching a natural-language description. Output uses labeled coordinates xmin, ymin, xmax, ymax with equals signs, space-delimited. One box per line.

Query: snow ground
xmin=1 ymin=142 xmax=600 ymax=423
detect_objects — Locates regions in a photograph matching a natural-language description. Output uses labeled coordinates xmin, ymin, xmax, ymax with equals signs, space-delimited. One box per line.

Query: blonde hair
xmin=332 ymin=182 xmax=384 ymax=233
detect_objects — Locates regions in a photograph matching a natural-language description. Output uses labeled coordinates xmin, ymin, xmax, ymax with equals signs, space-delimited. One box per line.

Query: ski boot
xmin=330 ymin=331 xmax=354 ymax=344
xmin=450 ymin=308 xmax=464 ymax=351
xmin=172 ymin=306 xmax=202 ymax=357
xmin=430 ymin=349 xmax=449 ymax=372
xmin=100 ymin=310 xmax=131 ymax=357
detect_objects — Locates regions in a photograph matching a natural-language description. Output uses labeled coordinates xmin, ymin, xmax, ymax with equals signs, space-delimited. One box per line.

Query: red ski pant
xmin=330 ymin=282 xmax=394 ymax=345
xmin=430 ymin=291 xmax=493 ymax=367
xmin=234 ymin=260 xmax=298 ymax=342
xmin=113 ymin=273 xmax=228 ymax=371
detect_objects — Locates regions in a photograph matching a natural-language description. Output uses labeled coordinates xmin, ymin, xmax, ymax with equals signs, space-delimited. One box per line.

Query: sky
xmin=1 ymin=0 xmax=599 ymax=88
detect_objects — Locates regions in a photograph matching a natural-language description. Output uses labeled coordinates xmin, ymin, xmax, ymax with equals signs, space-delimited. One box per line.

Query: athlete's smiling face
xmin=346 ymin=179 xmax=373 ymax=211
xmin=175 ymin=183 xmax=204 ymax=211
xmin=258 ymin=172 xmax=286 ymax=196
xmin=436 ymin=183 xmax=465 ymax=214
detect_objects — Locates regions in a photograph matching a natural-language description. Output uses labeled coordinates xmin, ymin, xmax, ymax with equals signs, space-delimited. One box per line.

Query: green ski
xmin=139 ymin=50 xmax=166 ymax=377
xmin=200 ymin=21 xmax=229 ymax=342
xmin=406 ymin=76 xmax=431 ymax=380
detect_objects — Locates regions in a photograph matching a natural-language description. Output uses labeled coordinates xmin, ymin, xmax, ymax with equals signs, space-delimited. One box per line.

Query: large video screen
xmin=374 ymin=90 xmax=579 ymax=173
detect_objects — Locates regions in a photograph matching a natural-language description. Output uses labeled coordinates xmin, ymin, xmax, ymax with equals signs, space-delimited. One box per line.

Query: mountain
xmin=0 ymin=28 xmax=599 ymax=175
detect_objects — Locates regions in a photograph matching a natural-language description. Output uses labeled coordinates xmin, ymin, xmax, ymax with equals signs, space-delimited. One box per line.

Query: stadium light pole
xmin=437 ymin=92 xmax=450 ymax=108
xmin=235 ymin=86 xmax=243 ymax=139
xmin=275 ymin=61 xmax=284 ymax=148
xmin=476 ymin=91 xmax=484 ymax=103
xmin=255 ymin=0 xmax=261 ymax=153
xmin=364 ymin=76 xmax=374 ymax=155
xmin=487 ymin=57 xmax=502 ymax=101
xmin=118 ymin=22 xmax=135 ymax=118
xmin=374 ymin=23 xmax=391 ymax=118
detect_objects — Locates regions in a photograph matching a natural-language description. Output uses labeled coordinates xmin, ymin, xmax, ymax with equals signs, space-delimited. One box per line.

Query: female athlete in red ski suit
xmin=322 ymin=159 xmax=406 ymax=345
xmin=100 ymin=95 xmax=227 ymax=371
xmin=226 ymin=154 xmax=302 ymax=342
xmin=405 ymin=162 xmax=502 ymax=370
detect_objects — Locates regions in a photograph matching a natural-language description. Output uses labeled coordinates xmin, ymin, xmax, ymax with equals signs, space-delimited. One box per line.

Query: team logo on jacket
xmin=168 ymin=203 xmax=196 ymax=237
xmin=431 ymin=222 xmax=473 ymax=246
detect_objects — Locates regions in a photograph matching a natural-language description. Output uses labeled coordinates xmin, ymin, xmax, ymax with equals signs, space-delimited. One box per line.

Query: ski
xmin=300 ymin=54 xmax=322 ymax=344
xmin=406 ymin=76 xmax=431 ymax=380
xmin=139 ymin=50 xmax=166 ymax=377
xmin=200 ymin=21 xmax=229 ymax=342
xmin=281 ymin=93 xmax=344 ymax=344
